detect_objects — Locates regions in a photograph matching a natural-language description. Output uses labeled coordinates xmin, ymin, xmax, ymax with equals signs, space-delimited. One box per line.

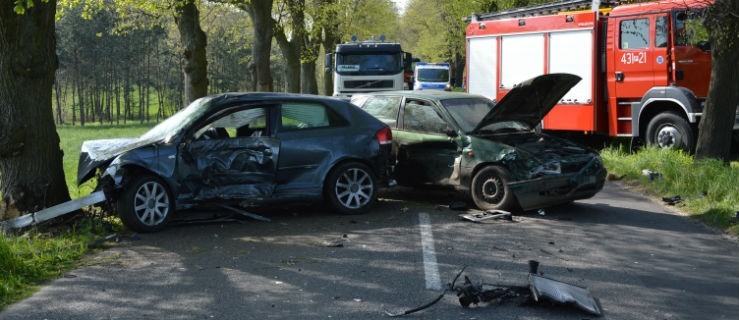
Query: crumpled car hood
xmin=473 ymin=73 xmax=581 ymax=131
xmin=77 ymin=137 xmax=156 ymax=185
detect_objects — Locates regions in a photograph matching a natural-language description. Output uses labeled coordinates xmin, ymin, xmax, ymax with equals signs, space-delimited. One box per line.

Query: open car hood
xmin=473 ymin=74 xmax=581 ymax=132
xmin=77 ymin=138 xmax=154 ymax=185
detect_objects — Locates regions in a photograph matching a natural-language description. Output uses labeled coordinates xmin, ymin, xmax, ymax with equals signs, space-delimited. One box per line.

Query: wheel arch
xmin=635 ymin=86 xmax=701 ymax=138
xmin=321 ymin=157 xmax=376 ymax=194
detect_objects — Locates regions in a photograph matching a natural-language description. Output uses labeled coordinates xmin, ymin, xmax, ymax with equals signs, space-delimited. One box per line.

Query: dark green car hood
xmin=473 ymin=74 xmax=581 ymax=132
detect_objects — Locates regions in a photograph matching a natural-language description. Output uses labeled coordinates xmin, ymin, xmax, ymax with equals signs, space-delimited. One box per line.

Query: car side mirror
xmin=446 ymin=128 xmax=458 ymax=138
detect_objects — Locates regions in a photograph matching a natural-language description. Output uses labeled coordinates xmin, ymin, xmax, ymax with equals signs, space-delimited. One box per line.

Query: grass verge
xmin=1 ymin=220 xmax=108 ymax=310
xmin=601 ymin=146 xmax=739 ymax=235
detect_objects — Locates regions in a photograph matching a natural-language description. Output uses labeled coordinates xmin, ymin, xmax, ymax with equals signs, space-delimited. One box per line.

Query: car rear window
xmin=357 ymin=96 xmax=401 ymax=127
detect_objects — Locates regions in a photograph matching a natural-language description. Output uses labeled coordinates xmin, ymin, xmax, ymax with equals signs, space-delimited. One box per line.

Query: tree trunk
xmin=0 ymin=1 xmax=71 ymax=212
xmin=243 ymin=0 xmax=274 ymax=92
xmin=274 ymin=26 xmax=302 ymax=93
xmin=319 ymin=0 xmax=340 ymax=96
xmin=695 ymin=0 xmax=739 ymax=162
xmin=175 ymin=0 xmax=208 ymax=105
xmin=301 ymin=61 xmax=318 ymax=94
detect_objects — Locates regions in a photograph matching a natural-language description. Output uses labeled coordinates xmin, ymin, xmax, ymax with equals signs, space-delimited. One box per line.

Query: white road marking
xmin=418 ymin=212 xmax=442 ymax=290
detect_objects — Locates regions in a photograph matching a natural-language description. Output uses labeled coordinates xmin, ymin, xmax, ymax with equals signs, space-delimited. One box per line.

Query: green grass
xmin=1 ymin=221 xmax=107 ymax=310
xmin=601 ymin=146 xmax=739 ymax=235
xmin=58 ymin=123 xmax=154 ymax=198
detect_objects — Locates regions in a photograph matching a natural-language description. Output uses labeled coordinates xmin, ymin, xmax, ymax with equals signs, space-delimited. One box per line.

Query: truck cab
xmin=606 ymin=0 xmax=712 ymax=150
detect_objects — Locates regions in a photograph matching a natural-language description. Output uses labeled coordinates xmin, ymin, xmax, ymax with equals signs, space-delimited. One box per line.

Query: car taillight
xmin=375 ymin=127 xmax=392 ymax=145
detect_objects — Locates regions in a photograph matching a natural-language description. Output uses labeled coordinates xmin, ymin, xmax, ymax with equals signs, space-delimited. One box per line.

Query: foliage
xmin=601 ymin=146 xmax=739 ymax=235
xmin=0 ymin=222 xmax=105 ymax=310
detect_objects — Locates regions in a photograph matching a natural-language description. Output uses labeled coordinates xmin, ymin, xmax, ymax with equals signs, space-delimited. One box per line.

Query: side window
xmin=280 ymin=103 xmax=346 ymax=131
xmin=402 ymin=100 xmax=448 ymax=134
xmin=655 ymin=16 xmax=668 ymax=48
xmin=359 ymin=96 xmax=401 ymax=127
xmin=195 ymin=107 xmax=268 ymax=139
xmin=673 ymin=10 xmax=708 ymax=48
xmin=620 ymin=18 xmax=650 ymax=49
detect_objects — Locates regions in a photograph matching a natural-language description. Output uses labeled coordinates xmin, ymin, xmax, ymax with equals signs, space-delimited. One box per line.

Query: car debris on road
xmin=384 ymin=260 xmax=603 ymax=317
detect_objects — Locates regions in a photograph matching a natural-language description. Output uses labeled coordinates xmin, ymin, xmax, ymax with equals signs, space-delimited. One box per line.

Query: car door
xmin=273 ymin=101 xmax=351 ymax=197
xmin=177 ymin=105 xmax=280 ymax=201
xmin=395 ymin=98 xmax=459 ymax=186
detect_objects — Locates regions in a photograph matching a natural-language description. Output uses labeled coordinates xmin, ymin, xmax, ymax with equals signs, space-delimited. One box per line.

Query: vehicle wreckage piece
xmin=383 ymin=261 xmax=603 ymax=317
xmin=0 ymin=191 xmax=106 ymax=231
xmin=458 ymin=210 xmax=512 ymax=222
xmin=217 ymin=204 xmax=271 ymax=222
xmin=529 ymin=274 xmax=603 ymax=316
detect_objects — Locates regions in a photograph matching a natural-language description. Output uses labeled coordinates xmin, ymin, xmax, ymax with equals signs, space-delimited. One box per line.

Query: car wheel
xmin=116 ymin=175 xmax=174 ymax=233
xmin=326 ymin=162 xmax=377 ymax=215
xmin=471 ymin=166 xmax=516 ymax=211
xmin=645 ymin=112 xmax=694 ymax=152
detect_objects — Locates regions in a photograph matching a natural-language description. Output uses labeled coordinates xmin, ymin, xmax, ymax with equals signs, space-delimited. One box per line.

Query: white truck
xmin=325 ymin=36 xmax=412 ymax=97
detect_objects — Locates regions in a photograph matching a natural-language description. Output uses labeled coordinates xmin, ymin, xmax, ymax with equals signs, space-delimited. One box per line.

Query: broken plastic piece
xmin=537 ymin=208 xmax=546 ymax=216
xmin=662 ymin=196 xmax=682 ymax=205
xmin=641 ymin=169 xmax=661 ymax=181
xmin=529 ymin=274 xmax=603 ymax=316
xmin=459 ymin=210 xmax=511 ymax=222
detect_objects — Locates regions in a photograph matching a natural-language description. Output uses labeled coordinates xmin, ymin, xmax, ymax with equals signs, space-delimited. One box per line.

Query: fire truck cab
xmin=466 ymin=0 xmax=728 ymax=151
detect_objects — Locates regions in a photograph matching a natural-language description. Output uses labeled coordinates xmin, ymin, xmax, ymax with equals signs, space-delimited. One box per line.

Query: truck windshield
xmin=417 ymin=69 xmax=450 ymax=82
xmin=336 ymin=53 xmax=402 ymax=75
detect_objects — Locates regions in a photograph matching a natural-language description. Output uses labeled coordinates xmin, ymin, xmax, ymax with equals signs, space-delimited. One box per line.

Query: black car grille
xmin=344 ymin=80 xmax=394 ymax=89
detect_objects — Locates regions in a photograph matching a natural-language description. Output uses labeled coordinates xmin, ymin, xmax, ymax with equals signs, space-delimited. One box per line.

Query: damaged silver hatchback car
xmin=351 ymin=74 xmax=606 ymax=211
xmin=78 ymin=93 xmax=393 ymax=232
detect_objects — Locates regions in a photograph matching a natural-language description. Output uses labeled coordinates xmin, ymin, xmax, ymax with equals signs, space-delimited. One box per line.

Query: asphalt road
xmin=1 ymin=181 xmax=737 ymax=319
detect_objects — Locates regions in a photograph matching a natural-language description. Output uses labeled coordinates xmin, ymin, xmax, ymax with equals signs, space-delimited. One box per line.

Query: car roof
xmin=354 ymin=90 xmax=486 ymax=102
xmin=208 ymin=92 xmax=347 ymax=105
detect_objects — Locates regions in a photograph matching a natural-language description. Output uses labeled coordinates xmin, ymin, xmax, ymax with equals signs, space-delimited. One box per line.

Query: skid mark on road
xmin=418 ymin=212 xmax=442 ymax=290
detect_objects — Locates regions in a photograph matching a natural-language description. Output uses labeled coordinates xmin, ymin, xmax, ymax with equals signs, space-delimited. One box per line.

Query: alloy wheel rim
xmin=335 ymin=168 xmax=373 ymax=209
xmin=133 ymin=181 xmax=170 ymax=226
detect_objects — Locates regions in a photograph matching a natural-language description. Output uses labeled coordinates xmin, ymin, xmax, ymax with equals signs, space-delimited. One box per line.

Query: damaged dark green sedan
xmin=351 ymin=74 xmax=606 ymax=211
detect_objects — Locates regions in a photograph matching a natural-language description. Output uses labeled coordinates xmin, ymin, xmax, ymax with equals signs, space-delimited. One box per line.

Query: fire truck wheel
xmin=471 ymin=165 xmax=516 ymax=211
xmin=645 ymin=111 xmax=694 ymax=152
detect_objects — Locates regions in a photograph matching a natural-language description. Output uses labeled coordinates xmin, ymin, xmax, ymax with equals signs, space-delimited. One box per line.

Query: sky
xmin=394 ymin=0 xmax=409 ymax=14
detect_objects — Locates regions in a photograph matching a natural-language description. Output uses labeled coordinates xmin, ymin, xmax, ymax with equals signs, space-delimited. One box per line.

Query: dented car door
xmin=177 ymin=106 xmax=280 ymax=201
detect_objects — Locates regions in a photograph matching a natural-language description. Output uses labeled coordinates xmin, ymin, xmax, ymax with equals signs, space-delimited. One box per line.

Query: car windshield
xmin=441 ymin=97 xmax=530 ymax=133
xmin=417 ymin=68 xmax=449 ymax=82
xmin=139 ymin=96 xmax=213 ymax=142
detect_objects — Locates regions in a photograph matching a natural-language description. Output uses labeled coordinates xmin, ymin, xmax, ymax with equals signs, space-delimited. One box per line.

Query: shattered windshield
xmin=442 ymin=97 xmax=531 ymax=133
xmin=139 ymin=96 xmax=213 ymax=142
xmin=441 ymin=98 xmax=495 ymax=132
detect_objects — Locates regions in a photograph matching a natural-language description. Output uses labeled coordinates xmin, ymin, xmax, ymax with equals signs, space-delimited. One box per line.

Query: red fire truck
xmin=465 ymin=0 xmax=736 ymax=151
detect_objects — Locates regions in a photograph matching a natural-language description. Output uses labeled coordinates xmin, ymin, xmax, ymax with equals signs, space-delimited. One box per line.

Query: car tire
xmin=325 ymin=162 xmax=377 ymax=215
xmin=116 ymin=174 xmax=174 ymax=233
xmin=645 ymin=111 xmax=694 ymax=152
xmin=471 ymin=166 xmax=516 ymax=211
